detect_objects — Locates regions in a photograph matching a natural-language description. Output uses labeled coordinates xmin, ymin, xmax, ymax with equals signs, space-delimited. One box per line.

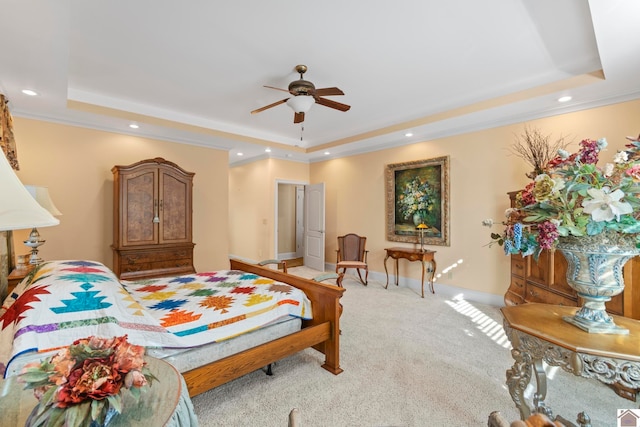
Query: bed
xmin=0 ymin=258 xmax=344 ymax=397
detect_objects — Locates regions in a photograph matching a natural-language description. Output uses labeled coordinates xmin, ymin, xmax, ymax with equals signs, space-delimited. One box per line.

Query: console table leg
xmin=384 ymin=254 xmax=390 ymax=289
xmin=506 ymin=346 xmax=533 ymax=420
xmin=429 ymin=259 xmax=436 ymax=294
xmin=394 ymin=258 xmax=399 ymax=286
xmin=420 ymin=260 xmax=425 ymax=298
xmin=532 ymin=358 xmax=553 ymax=419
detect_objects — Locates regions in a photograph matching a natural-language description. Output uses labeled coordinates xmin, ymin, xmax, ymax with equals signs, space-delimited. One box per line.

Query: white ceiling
xmin=2 ymin=0 xmax=639 ymax=165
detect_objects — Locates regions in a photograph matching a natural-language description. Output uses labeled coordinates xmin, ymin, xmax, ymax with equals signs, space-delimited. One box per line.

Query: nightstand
xmin=7 ymin=265 xmax=34 ymax=295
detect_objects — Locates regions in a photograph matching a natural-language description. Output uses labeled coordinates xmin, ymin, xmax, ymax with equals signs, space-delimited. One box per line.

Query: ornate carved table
xmin=383 ymin=247 xmax=437 ymax=298
xmin=501 ymin=303 xmax=640 ymax=426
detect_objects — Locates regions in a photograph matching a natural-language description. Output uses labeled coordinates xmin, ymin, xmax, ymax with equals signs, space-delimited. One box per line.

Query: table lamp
xmin=24 ymin=185 xmax=62 ymax=265
xmin=416 ymin=223 xmax=427 ymax=252
xmin=0 ymin=153 xmax=59 ymax=297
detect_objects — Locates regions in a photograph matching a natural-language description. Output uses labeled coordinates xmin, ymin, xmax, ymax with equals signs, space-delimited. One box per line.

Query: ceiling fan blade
xmin=294 ymin=112 xmax=305 ymax=123
xmin=314 ymin=87 xmax=344 ymax=97
xmin=315 ymin=97 xmax=351 ymax=112
xmin=264 ymin=85 xmax=291 ymax=93
xmin=251 ymin=98 xmax=289 ymax=114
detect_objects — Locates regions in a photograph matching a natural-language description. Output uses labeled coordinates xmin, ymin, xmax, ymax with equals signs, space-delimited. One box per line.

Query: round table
xmin=0 ymin=356 xmax=197 ymax=426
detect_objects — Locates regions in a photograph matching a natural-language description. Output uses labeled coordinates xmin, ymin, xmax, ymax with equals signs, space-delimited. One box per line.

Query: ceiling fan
xmin=251 ymin=64 xmax=350 ymax=124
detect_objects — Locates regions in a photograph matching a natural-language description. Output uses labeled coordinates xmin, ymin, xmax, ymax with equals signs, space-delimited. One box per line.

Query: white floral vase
xmin=412 ymin=212 xmax=422 ymax=226
xmin=556 ymin=232 xmax=639 ymax=334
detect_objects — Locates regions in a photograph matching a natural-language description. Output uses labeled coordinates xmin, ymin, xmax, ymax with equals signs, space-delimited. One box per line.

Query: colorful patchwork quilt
xmin=0 ymin=260 xmax=312 ymax=378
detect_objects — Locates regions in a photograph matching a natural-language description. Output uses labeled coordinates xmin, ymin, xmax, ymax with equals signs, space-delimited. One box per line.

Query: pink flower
xmin=113 ymin=339 xmax=146 ymax=373
xmin=124 ymin=370 xmax=148 ymax=388
xmin=536 ymin=221 xmax=559 ymax=250
xmin=578 ymin=138 xmax=600 ymax=164
xmin=626 ymin=164 xmax=640 ymax=180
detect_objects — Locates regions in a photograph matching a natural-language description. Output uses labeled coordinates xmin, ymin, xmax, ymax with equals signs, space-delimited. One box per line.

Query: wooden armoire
xmin=504 ymin=191 xmax=640 ymax=320
xmin=111 ymin=158 xmax=195 ymax=280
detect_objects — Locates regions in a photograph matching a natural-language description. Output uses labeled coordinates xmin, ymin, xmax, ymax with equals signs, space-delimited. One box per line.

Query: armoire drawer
xmin=122 ymin=248 xmax=193 ymax=265
xmin=511 ymin=256 xmax=526 ymax=278
xmin=509 ymin=275 xmax=526 ymax=298
xmin=525 ymin=283 xmax=577 ymax=307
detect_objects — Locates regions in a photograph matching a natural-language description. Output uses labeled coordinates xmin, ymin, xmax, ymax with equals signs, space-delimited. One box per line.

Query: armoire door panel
xmin=122 ymin=170 xmax=158 ymax=246
xmin=159 ymin=171 xmax=191 ymax=244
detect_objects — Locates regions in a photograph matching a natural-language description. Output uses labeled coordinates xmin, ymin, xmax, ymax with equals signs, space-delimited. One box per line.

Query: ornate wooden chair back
xmin=336 ymin=233 xmax=368 ymax=285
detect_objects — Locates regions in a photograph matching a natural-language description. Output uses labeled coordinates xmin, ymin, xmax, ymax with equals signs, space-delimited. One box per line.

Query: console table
xmin=383 ymin=247 xmax=437 ymax=298
xmin=0 ymin=356 xmax=198 ymax=426
xmin=501 ymin=303 xmax=640 ymax=426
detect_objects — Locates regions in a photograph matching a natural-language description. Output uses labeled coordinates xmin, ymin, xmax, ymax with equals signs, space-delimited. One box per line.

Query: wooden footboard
xmin=183 ymin=259 xmax=345 ymax=397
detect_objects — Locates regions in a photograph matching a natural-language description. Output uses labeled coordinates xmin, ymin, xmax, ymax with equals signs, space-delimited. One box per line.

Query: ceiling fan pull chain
xmin=300 ymin=125 xmax=304 ymax=142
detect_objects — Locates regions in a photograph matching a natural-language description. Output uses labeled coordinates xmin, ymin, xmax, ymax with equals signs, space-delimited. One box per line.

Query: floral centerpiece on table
xmin=19 ymin=335 xmax=156 ymax=427
xmin=486 ymin=136 xmax=640 ymax=259
xmin=398 ymin=177 xmax=436 ymax=225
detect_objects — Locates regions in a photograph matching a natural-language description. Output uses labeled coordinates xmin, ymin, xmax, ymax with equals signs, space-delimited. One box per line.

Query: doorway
xmin=275 ymin=181 xmax=325 ymax=271
xmin=276 ymin=182 xmax=305 ymax=261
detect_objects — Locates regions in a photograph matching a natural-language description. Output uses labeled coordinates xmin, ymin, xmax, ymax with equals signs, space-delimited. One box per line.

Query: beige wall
xmin=10 ymin=99 xmax=640 ymax=298
xmin=311 ymin=99 xmax=640 ymax=296
xmin=11 ymin=118 xmax=230 ymax=272
xmin=229 ymin=158 xmax=309 ymax=261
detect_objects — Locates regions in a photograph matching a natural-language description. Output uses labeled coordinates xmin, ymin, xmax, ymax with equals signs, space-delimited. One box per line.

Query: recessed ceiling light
xmin=237 ymin=152 xmax=244 ymax=156
xmin=129 ymin=123 xmax=139 ymax=129
xmin=558 ymin=96 xmax=572 ymax=103
xmin=21 ymin=89 xmax=38 ymax=96
xmin=405 ymin=132 xmax=413 ymax=137
xmin=265 ymin=148 xmax=271 ymax=153
xmin=324 ymin=151 xmax=330 ymax=155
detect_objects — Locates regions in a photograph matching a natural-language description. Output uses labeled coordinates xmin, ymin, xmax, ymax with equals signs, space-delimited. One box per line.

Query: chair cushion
xmin=337 ymin=261 xmax=367 ymax=269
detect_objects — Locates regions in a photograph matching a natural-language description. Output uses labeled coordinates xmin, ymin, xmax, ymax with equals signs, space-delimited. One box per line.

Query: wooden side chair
xmin=336 ymin=233 xmax=368 ymax=285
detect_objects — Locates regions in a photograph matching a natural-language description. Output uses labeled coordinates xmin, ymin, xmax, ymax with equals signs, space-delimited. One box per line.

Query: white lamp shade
xmin=25 ymin=185 xmax=62 ymax=216
xmin=0 ymin=154 xmax=59 ymax=231
xmin=286 ymin=95 xmax=315 ymax=113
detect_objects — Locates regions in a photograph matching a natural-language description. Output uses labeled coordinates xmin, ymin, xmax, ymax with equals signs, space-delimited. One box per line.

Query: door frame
xmin=274 ymin=179 xmax=308 ymax=260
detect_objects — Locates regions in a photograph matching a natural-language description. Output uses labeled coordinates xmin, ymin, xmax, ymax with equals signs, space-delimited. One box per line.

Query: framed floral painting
xmin=385 ymin=156 xmax=450 ymax=245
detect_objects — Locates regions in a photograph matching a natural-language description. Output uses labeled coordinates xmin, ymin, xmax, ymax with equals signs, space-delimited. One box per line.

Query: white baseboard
xmin=328 ymin=262 xmax=504 ymax=307
xmin=227 ymin=256 xmax=504 ymax=307
xmin=277 ymin=252 xmax=298 ymax=260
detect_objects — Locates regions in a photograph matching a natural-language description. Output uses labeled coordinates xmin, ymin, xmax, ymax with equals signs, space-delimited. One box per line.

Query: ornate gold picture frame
xmin=385 ymin=156 xmax=450 ymax=246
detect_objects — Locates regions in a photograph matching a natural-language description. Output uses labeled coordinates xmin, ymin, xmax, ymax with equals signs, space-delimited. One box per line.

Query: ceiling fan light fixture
xmin=286 ymin=95 xmax=314 ymax=113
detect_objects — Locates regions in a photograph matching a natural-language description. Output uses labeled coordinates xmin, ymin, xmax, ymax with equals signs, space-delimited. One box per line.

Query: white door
xmin=304 ymin=183 xmax=325 ymax=271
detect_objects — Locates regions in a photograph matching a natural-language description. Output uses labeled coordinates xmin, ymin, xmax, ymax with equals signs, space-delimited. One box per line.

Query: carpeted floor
xmin=190 ymin=268 xmax=627 ymax=426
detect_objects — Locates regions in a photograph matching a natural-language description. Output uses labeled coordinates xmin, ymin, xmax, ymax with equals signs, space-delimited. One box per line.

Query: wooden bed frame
xmin=181 ymin=259 xmax=345 ymax=397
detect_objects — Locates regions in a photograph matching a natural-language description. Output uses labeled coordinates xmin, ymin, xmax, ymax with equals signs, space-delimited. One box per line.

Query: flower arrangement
xmin=397 ymin=177 xmax=436 ymax=223
xmin=486 ymin=135 xmax=640 ymax=259
xmin=509 ymin=126 xmax=570 ymax=179
xmin=19 ymin=335 xmax=156 ymax=427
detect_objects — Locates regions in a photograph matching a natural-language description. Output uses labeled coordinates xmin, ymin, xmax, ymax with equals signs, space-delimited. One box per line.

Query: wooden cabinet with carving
xmin=504 ymin=191 xmax=640 ymax=320
xmin=112 ymin=158 xmax=195 ymax=280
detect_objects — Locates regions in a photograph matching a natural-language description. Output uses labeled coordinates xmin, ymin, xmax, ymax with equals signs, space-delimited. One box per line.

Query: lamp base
xmin=24 ymin=227 xmax=45 ymax=265
xmin=27 ymin=249 xmax=43 ymax=265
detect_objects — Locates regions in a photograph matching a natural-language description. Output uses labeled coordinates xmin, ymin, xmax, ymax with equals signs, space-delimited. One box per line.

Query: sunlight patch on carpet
xmin=445 ymin=294 xmax=511 ymax=348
